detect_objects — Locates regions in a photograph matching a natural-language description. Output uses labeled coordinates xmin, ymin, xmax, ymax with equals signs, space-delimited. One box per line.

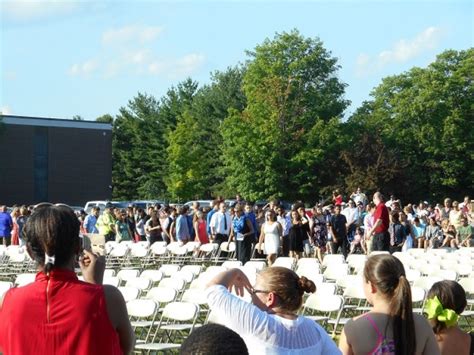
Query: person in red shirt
xmin=368 ymin=192 xmax=390 ymax=251
xmin=0 ymin=204 xmax=134 ymax=355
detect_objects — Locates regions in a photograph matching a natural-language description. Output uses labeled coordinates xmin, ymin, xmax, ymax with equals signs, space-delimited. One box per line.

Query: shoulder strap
xmin=364 ymin=314 xmax=383 ymax=338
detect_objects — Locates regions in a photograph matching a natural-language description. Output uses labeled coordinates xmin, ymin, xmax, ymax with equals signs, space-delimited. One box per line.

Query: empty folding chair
xmin=140 ymin=270 xmax=163 ymax=286
xmin=14 ymin=273 xmax=36 ymax=287
xmin=181 ymin=288 xmax=210 ymax=320
xmin=135 ymin=302 xmax=200 ymax=353
xmin=118 ymin=286 xmax=140 ymax=302
xmin=103 ymin=276 xmax=120 ymax=287
xmin=244 ymin=260 xmax=266 ymax=272
xmin=222 ymin=260 xmax=243 ymax=269
xmin=125 ymin=277 xmax=152 ymax=292
xmin=315 ymin=282 xmax=337 ymax=296
xmin=146 ymin=287 xmax=178 ymax=305
xmin=159 ymin=264 xmax=181 ymax=278
xmin=323 ymin=264 xmax=349 ymax=282
xmin=296 ymin=258 xmax=321 ymax=277
xmin=117 ymin=269 xmax=140 ymax=286
xmin=158 ymin=278 xmax=186 ymax=294
xmin=428 ymin=269 xmax=457 ymax=281
xmin=346 ymin=255 xmax=367 ymax=273
xmin=181 ymin=265 xmax=203 ymax=277
xmin=413 ymin=276 xmax=443 ymax=291
xmin=322 ymin=255 xmax=345 ymax=269
xmin=411 ymin=286 xmax=426 ymax=314
xmin=0 ymin=281 xmax=13 ymax=301
xmin=103 ymin=269 xmax=116 ymax=278
xmin=173 ymin=270 xmax=195 ymax=284
xmin=302 ymin=293 xmax=344 ymax=336
xmin=272 ymin=257 xmax=295 ymax=270
xmin=127 ymin=299 xmax=159 ymax=344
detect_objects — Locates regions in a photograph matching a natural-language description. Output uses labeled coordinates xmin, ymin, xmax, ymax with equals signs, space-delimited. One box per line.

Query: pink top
xmin=0 ymin=269 xmax=122 ymax=355
xmin=365 ymin=314 xmax=396 ymax=355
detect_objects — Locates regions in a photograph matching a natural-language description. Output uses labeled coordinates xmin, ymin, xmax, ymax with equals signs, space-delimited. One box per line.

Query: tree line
xmin=97 ymin=29 xmax=473 ymax=204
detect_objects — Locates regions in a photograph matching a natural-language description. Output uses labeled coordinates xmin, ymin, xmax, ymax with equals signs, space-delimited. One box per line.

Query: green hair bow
xmin=424 ymin=296 xmax=459 ymax=327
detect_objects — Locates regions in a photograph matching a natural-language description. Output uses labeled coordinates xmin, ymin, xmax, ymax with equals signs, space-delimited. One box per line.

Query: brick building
xmin=0 ymin=115 xmax=112 ymax=207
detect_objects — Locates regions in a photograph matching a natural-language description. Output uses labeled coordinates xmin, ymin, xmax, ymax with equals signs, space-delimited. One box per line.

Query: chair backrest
xmin=336 ymin=275 xmax=363 ymax=290
xmin=413 ymin=276 xmax=443 ymax=291
xmin=104 ymin=269 xmax=116 ymax=278
xmin=205 ymin=265 xmax=226 ymax=275
xmin=146 ymin=287 xmax=178 ymax=304
xmin=103 ymin=276 xmax=120 ymax=287
xmin=150 ymin=241 xmax=167 ymax=250
xmin=117 ymin=269 xmax=140 ymax=282
xmin=272 ymin=257 xmax=295 ymax=270
xmin=244 ymin=261 xmax=266 ymax=272
xmin=343 ymin=285 xmax=366 ymax=300
xmin=346 ymin=254 xmax=367 ymax=270
xmin=428 ymin=269 xmax=457 ymax=281
xmin=118 ymin=286 xmax=140 ymax=302
xmin=162 ymin=301 xmax=199 ymax=321
xmin=222 ymin=260 xmax=243 ymax=269
xmin=304 ymin=293 xmax=344 ymax=313
xmin=315 ymin=282 xmax=337 ymax=296
xmin=159 ymin=264 xmax=181 ymax=277
xmin=405 ymin=269 xmax=421 ymax=283
xmin=199 ymin=243 xmax=219 ymax=253
xmin=322 ymin=255 xmax=345 ymax=267
xmin=0 ymin=281 xmax=13 ymax=299
xmin=181 ymin=265 xmax=203 ymax=276
xmin=173 ymin=270 xmax=195 ymax=284
xmin=458 ymin=277 xmax=474 ymax=294
xmin=158 ymin=278 xmax=185 ymax=292
xmin=323 ymin=264 xmax=349 ymax=281
xmin=140 ymin=269 xmax=164 ymax=283
xmin=410 ymin=286 xmax=426 ymax=304
xmin=126 ymin=299 xmax=158 ymax=317
xmin=14 ymin=273 xmax=36 ymax=287
xmin=125 ymin=277 xmax=152 ymax=291
xmin=181 ymin=289 xmax=208 ymax=305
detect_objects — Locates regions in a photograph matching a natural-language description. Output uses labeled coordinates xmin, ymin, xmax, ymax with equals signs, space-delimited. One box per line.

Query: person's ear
xmin=369 ymin=281 xmax=377 ymax=294
xmin=266 ymin=292 xmax=278 ymax=308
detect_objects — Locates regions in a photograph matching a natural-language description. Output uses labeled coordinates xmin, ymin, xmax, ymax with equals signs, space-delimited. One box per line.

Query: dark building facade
xmin=0 ymin=115 xmax=112 ymax=207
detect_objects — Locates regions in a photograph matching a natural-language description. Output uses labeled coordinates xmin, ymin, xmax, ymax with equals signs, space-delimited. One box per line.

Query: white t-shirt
xmin=206 ymin=285 xmax=341 ymax=355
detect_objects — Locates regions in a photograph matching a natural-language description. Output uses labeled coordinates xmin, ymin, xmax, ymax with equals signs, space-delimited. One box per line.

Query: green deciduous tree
xmin=221 ymin=29 xmax=349 ymax=202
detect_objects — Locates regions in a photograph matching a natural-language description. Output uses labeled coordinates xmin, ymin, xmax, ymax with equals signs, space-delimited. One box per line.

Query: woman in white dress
xmin=257 ymin=210 xmax=282 ymax=266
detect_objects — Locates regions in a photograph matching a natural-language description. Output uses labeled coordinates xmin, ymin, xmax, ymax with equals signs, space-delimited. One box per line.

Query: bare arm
xmin=339 ymin=328 xmax=354 ymax=355
xmin=103 ymin=285 xmax=135 ymax=354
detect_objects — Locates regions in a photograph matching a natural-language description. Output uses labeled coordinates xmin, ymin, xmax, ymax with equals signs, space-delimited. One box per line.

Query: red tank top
xmin=0 ymin=269 xmax=122 ymax=355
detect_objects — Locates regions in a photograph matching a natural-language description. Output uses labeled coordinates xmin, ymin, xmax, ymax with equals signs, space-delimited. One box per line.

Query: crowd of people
xmin=0 ymin=195 xmax=473 ymax=354
xmin=1 ymin=190 xmax=473 ymax=266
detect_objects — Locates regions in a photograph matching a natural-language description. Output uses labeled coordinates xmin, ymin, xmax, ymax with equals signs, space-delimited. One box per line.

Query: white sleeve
xmin=210 ymin=213 xmax=217 ymax=229
xmin=206 ymin=284 xmax=268 ymax=336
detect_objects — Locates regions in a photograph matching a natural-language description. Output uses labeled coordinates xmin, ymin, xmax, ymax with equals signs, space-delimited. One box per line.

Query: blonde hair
xmin=259 ymin=267 xmax=316 ymax=312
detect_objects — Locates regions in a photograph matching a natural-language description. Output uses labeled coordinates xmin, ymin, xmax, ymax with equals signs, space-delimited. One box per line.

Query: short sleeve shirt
xmin=373 ymin=203 xmax=389 ymax=233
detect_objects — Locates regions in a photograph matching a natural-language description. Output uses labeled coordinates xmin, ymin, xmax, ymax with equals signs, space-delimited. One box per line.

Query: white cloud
xmin=1 ymin=0 xmax=80 ymax=22
xmin=102 ymin=25 xmax=164 ymax=45
xmin=69 ymin=59 xmax=98 ymax=77
xmin=355 ymin=26 xmax=443 ymax=77
xmin=1 ymin=106 xmax=12 ymax=115
xmin=3 ymin=71 xmax=17 ymax=81
xmin=147 ymin=53 xmax=206 ymax=78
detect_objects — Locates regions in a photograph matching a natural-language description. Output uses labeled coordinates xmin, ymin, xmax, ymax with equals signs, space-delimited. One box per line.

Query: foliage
xmin=221 ymin=29 xmax=349 ymax=202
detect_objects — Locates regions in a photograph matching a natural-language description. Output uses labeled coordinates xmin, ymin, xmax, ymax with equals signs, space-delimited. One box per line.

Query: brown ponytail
xmin=364 ymin=255 xmax=416 ymax=355
xmin=298 ymin=276 xmax=316 ymax=293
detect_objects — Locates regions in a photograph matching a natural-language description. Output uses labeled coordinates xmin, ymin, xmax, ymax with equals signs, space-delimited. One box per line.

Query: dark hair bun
xmin=298 ymin=276 xmax=316 ymax=293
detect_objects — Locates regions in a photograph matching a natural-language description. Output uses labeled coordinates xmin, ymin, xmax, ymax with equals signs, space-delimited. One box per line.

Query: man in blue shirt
xmin=244 ymin=202 xmax=258 ymax=243
xmin=83 ymin=207 xmax=100 ymax=234
xmin=0 ymin=205 xmax=13 ymax=246
xmin=175 ymin=207 xmax=190 ymax=243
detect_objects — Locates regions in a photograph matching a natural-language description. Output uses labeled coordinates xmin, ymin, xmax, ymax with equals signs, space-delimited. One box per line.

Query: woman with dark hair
xmin=288 ymin=210 xmax=305 ymax=260
xmin=257 ymin=210 xmax=282 ymax=266
xmin=207 ymin=267 xmax=340 ymax=354
xmin=425 ymin=280 xmax=473 ymax=354
xmin=0 ymin=204 xmax=134 ymax=354
xmin=339 ymin=254 xmax=439 ymax=355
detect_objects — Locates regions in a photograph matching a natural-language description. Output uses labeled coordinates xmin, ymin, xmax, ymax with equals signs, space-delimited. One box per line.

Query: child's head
xmin=426 ymin=280 xmax=466 ymax=334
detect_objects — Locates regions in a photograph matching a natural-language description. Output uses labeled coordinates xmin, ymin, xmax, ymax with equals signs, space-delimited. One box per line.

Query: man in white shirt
xmin=210 ymin=201 xmax=231 ymax=245
xmin=342 ymin=200 xmax=359 ymax=243
xmin=277 ymin=206 xmax=291 ymax=256
xmin=350 ymin=187 xmax=368 ymax=207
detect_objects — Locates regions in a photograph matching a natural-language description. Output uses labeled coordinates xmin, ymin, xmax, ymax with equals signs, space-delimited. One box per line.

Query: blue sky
xmin=1 ymin=0 xmax=473 ymax=120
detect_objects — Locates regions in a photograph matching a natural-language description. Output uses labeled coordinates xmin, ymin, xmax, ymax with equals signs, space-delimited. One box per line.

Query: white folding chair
xmin=158 ymin=278 xmax=186 ymax=293
xmin=323 ymin=264 xmax=349 ymax=282
xmin=272 ymin=257 xmax=295 ymax=270
xmin=302 ymin=293 xmax=344 ymax=336
xmin=222 ymin=260 xmax=243 ymax=269
xmin=140 ymin=270 xmax=164 ymax=285
xmin=146 ymin=287 xmax=178 ymax=305
xmin=0 ymin=281 xmax=13 ymax=301
xmin=135 ymin=302 xmax=200 ymax=352
xmin=125 ymin=277 xmax=152 ymax=292
xmin=181 ymin=265 xmax=203 ymax=277
xmin=244 ymin=260 xmax=266 ymax=272
xmin=14 ymin=273 xmax=36 ymax=287
xmin=322 ymin=254 xmax=345 ymax=268
xmin=159 ymin=264 xmax=181 ymax=278
xmin=127 ymin=299 xmax=159 ymax=344
xmin=118 ymin=286 xmax=140 ymax=302
xmin=413 ymin=276 xmax=443 ymax=291
xmin=117 ymin=269 xmax=140 ymax=286
xmin=103 ymin=269 xmax=116 ymax=278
